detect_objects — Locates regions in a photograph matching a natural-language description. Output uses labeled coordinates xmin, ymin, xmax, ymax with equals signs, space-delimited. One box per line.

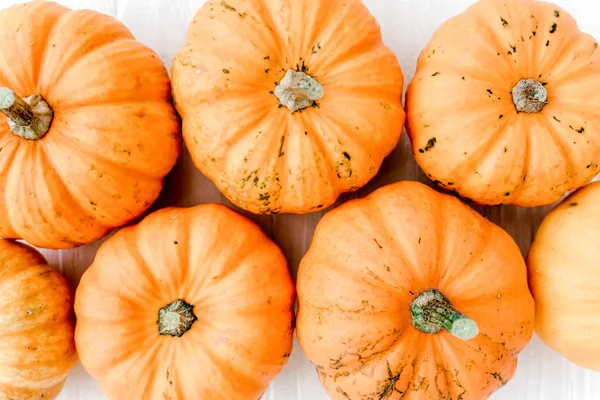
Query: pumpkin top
xmin=406 ymin=0 xmax=600 ymax=207
xmin=75 ymin=204 xmax=295 ymax=400
xmin=297 ymin=181 xmax=534 ymax=399
xmin=0 ymin=1 xmax=181 ymax=249
xmin=171 ymin=0 xmax=405 ymax=215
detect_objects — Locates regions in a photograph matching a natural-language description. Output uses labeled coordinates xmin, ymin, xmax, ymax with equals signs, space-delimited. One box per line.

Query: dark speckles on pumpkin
xmin=174 ymin=241 xmax=178 ymax=245
xmin=222 ymin=68 xmax=230 ymax=74
xmin=505 ymin=192 xmax=511 ymax=196
xmin=587 ymin=163 xmax=593 ymax=169
xmin=510 ymin=44 xmax=517 ymax=53
xmin=550 ymin=23 xmax=558 ymax=34
xmin=431 ymin=72 xmax=441 ymax=77
xmin=546 ymin=40 xmax=550 ymax=46
xmin=462 ymin=76 xmax=466 ymax=80
xmin=504 ymin=147 xmax=508 ymax=153
xmin=221 ymin=1 xmax=236 ymax=12
xmin=259 ymin=193 xmax=270 ymax=202
xmin=577 ymin=127 xmax=585 ymax=134
xmin=423 ymin=137 xmax=437 ymax=152
xmin=278 ymin=136 xmax=285 ymax=157
xmin=487 ymin=89 xmax=493 ymax=95
xmin=570 ymin=202 xmax=579 ymax=207
xmin=265 ymin=68 xmax=270 ymax=74
xmin=500 ymin=17 xmax=509 ymax=27
xmin=532 ymin=30 xmax=537 ymax=36
xmin=343 ymin=152 xmax=351 ymax=160
xmin=554 ymin=10 xmax=560 ymax=18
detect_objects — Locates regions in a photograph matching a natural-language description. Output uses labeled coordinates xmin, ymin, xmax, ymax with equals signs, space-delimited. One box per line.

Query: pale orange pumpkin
xmin=0 ymin=239 xmax=77 ymax=399
xmin=171 ymin=0 xmax=404 ymax=215
xmin=297 ymin=181 xmax=534 ymax=399
xmin=0 ymin=1 xmax=181 ymax=249
xmin=528 ymin=181 xmax=600 ymax=371
xmin=75 ymin=204 xmax=295 ymax=399
xmin=406 ymin=0 xmax=600 ymax=207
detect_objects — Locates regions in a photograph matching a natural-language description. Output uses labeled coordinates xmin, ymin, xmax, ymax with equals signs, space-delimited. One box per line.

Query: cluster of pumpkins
xmin=1 ymin=0 xmax=599 ymax=399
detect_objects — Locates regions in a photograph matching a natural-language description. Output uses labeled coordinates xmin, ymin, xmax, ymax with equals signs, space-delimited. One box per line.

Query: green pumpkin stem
xmin=274 ymin=70 xmax=324 ymax=113
xmin=158 ymin=299 xmax=198 ymax=337
xmin=0 ymin=87 xmax=53 ymax=140
xmin=410 ymin=289 xmax=479 ymax=341
xmin=512 ymin=78 xmax=548 ymax=113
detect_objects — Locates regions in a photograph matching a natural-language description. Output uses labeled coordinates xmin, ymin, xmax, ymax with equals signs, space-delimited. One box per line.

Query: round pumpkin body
xmin=406 ymin=0 xmax=600 ymax=207
xmin=297 ymin=181 xmax=534 ymax=399
xmin=528 ymin=181 xmax=600 ymax=370
xmin=171 ymin=0 xmax=404 ymax=215
xmin=75 ymin=204 xmax=295 ymax=400
xmin=0 ymin=1 xmax=181 ymax=249
xmin=0 ymin=239 xmax=77 ymax=399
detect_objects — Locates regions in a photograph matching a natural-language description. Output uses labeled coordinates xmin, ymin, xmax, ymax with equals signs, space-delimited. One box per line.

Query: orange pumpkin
xmin=0 ymin=1 xmax=180 ymax=249
xmin=75 ymin=204 xmax=295 ymax=399
xmin=528 ymin=181 xmax=600 ymax=370
xmin=0 ymin=239 xmax=77 ymax=399
xmin=406 ymin=0 xmax=600 ymax=207
xmin=297 ymin=181 xmax=534 ymax=399
xmin=171 ymin=0 xmax=404 ymax=215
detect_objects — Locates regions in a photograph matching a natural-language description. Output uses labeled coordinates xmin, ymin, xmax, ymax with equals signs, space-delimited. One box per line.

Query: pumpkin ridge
xmin=250 ymin=0 xmax=286 ymax=57
xmin=39 ymin=9 xmax=135 ymax=91
xmin=34 ymin=6 xmax=73 ymax=90
xmin=297 ymin=113 xmax=338 ymax=184
xmin=537 ymin=113 xmax=578 ymax=184
xmin=45 ymin=129 xmax=162 ymax=180
xmin=452 ymin=112 xmax=518 ymax=196
xmin=314 ymin=107 xmax=380 ymax=163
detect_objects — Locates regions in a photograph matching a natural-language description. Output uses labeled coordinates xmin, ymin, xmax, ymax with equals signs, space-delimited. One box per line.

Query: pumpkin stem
xmin=410 ymin=289 xmax=479 ymax=341
xmin=512 ymin=79 xmax=548 ymax=113
xmin=0 ymin=87 xmax=53 ymax=140
xmin=158 ymin=299 xmax=198 ymax=337
xmin=274 ymin=70 xmax=324 ymax=113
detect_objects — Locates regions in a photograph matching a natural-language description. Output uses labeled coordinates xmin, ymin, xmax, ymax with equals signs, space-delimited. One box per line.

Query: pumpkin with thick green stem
xmin=171 ymin=0 xmax=404 ymax=215
xmin=0 ymin=1 xmax=180 ymax=249
xmin=297 ymin=181 xmax=534 ymax=399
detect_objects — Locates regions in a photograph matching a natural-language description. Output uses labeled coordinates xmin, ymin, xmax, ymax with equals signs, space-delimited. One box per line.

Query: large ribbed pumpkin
xmin=171 ymin=0 xmax=404 ymax=215
xmin=0 ymin=239 xmax=77 ymax=399
xmin=0 ymin=1 xmax=180 ymax=249
xmin=297 ymin=181 xmax=534 ymax=399
xmin=406 ymin=0 xmax=600 ymax=207
xmin=75 ymin=204 xmax=295 ymax=400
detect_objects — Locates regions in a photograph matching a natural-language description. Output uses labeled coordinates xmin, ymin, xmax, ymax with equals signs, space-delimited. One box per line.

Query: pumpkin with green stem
xmin=171 ymin=0 xmax=404 ymax=214
xmin=0 ymin=1 xmax=180 ymax=249
xmin=297 ymin=181 xmax=534 ymax=399
xmin=406 ymin=0 xmax=600 ymax=207
xmin=75 ymin=204 xmax=295 ymax=399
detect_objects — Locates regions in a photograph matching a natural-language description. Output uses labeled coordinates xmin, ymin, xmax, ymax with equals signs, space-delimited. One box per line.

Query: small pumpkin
xmin=297 ymin=181 xmax=534 ymax=399
xmin=75 ymin=204 xmax=295 ymax=399
xmin=0 ymin=239 xmax=77 ymax=399
xmin=528 ymin=181 xmax=600 ymax=370
xmin=0 ymin=1 xmax=181 ymax=249
xmin=171 ymin=0 xmax=404 ymax=215
xmin=406 ymin=0 xmax=600 ymax=207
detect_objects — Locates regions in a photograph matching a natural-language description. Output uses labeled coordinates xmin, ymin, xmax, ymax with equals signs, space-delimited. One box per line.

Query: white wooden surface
xmin=1 ymin=0 xmax=599 ymax=399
